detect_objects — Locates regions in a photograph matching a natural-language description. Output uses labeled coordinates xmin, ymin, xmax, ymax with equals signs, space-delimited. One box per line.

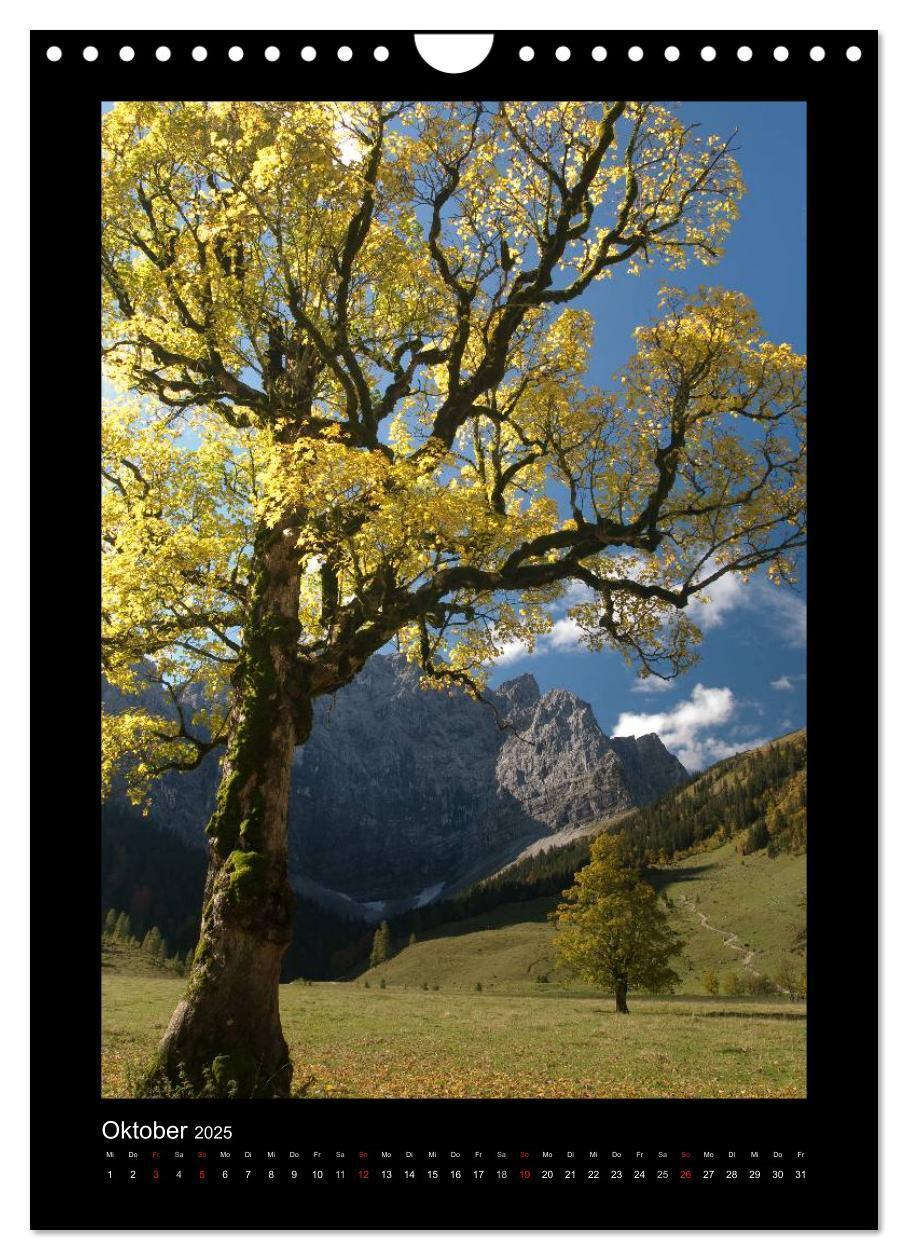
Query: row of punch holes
xmin=46 ymin=41 xmax=864 ymax=65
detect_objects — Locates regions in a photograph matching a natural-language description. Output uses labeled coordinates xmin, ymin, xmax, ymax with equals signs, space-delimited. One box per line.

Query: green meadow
xmin=103 ymin=944 xmax=805 ymax=1100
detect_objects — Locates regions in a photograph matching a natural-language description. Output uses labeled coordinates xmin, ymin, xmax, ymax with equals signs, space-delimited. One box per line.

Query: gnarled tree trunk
xmin=150 ymin=521 xmax=308 ymax=1098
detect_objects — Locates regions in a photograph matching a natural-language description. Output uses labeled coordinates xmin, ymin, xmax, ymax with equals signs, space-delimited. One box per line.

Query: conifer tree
xmin=369 ymin=921 xmax=392 ymax=968
xmin=142 ymin=926 xmax=165 ymax=958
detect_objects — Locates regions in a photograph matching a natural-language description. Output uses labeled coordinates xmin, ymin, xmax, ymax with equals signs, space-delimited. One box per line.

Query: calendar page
xmin=30 ymin=29 xmax=877 ymax=1230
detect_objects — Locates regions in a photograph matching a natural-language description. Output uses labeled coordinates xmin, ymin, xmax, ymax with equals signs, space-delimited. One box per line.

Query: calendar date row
xmin=103 ymin=1149 xmax=807 ymax=1186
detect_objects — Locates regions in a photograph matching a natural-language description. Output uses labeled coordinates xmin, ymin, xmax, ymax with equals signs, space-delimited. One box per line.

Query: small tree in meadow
xmin=703 ymin=970 xmax=720 ymax=996
xmin=773 ymin=958 xmax=801 ymax=1001
xmin=553 ymin=836 xmax=682 ymax=1013
xmin=775 ymin=960 xmax=807 ymax=1001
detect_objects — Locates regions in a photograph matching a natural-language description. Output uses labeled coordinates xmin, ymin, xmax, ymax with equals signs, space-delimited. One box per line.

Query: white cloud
xmin=547 ymin=617 xmax=585 ymax=650
xmin=493 ymin=638 xmax=532 ymax=666
xmin=493 ymin=615 xmax=585 ymax=666
xmin=762 ymin=586 xmax=807 ymax=647
xmin=630 ymin=674 xmax=677 ymax=694
xmin=612 ymin=683 xmax=763 ymax=772
xmin=688 ymin=572 xmax=806 ymax=647
xmin=770 ymin=672 xmax=805 ymax=692
xmin=552 ymin=579 xmax=589 ymax=611
xmin=688 ymin=571 xmax=749 ymax=630
xmin=614 ymin=683 xmax=735 ymax=739
xmin=492 ymin=566 xmax=806 ymax=676
xmin=677 ymin=736 xmax=759 ymax=772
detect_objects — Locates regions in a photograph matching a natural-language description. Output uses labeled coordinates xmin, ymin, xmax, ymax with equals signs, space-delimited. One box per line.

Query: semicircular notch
xmin=414 ymin=34 xmax=494 ymax=74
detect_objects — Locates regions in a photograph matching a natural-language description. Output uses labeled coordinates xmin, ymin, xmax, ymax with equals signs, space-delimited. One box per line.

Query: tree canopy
xmin=101 ymin=101 xmax=805 ymax=803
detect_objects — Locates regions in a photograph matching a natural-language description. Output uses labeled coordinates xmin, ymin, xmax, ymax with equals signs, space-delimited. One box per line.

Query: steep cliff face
xmin=494 ymin=686 xmax=686 ymax=839
xmin=289 ymin=655 xmax=508 ymax=902
xmin=107 ymin=654 xmax=687 ymax=907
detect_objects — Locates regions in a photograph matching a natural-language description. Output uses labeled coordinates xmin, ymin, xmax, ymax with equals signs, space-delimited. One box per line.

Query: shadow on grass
xmin=420 ymin=895 xmax=559 ymax=940
xmin=647 ymin=864 xmax=715 ymax=893
xmin=686 ymin=1009 xmax=806 ymax=1021
xmin=590 ymin=1007 xmax=806 ymax=1022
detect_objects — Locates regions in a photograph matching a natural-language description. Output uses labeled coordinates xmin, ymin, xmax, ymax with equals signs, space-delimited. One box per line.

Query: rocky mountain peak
xmin=108 ymin=653 xmax=688 ymax=910
xmin=493 ymin=672 xmax=542 ymax=732
xmin=495 ymin=672 xmax=541 ymax=708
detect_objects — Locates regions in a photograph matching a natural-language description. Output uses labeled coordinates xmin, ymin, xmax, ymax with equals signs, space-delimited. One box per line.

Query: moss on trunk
xmin=149 ymin=522 xmax=307 ymax=1098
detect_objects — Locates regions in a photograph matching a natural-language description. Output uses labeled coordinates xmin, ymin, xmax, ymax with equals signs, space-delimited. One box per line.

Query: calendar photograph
xmin=100 ymin=97 xmax=808 ymax=1103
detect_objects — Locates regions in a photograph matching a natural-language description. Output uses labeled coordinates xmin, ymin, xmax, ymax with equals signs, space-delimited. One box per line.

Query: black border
xmin=30 ymin=30 xmax=879 ymax=1230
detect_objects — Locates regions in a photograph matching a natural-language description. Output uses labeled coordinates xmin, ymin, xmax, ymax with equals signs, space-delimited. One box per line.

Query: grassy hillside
xmin=654 ymin=842 xmax=805 ymax=991
xmin=365 ymin=733 xmax=807 ymax=996
xmin=363 ymin=840 xmax=805 ymax=996
xmin=102 ymin=954 xmax=805 ymax=1100
xmin=102 ymin=935 xmax=187 ymax=979
xmin=365 ymin=897 xmax=564 ymax=993
xmin=610 ymin=729 xmax=806 ymax=864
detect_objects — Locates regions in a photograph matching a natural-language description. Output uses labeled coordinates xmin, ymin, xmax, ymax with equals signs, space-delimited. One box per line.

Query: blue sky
xmin=104 ymin=100 xmax=806 ymax=770
xmin=487 ymin=101 xmax=807 ymax=771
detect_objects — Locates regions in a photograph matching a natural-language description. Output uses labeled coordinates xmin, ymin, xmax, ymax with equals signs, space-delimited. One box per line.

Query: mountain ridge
xmin=361 ymin=729 xmax=808 ymax=993
xmin=105 ymin=653 xmax=688 ymax=911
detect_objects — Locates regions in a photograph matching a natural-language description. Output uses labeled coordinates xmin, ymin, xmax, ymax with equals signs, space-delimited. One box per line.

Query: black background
xmin=30 ymin=29 xmax=878 ymax=1230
